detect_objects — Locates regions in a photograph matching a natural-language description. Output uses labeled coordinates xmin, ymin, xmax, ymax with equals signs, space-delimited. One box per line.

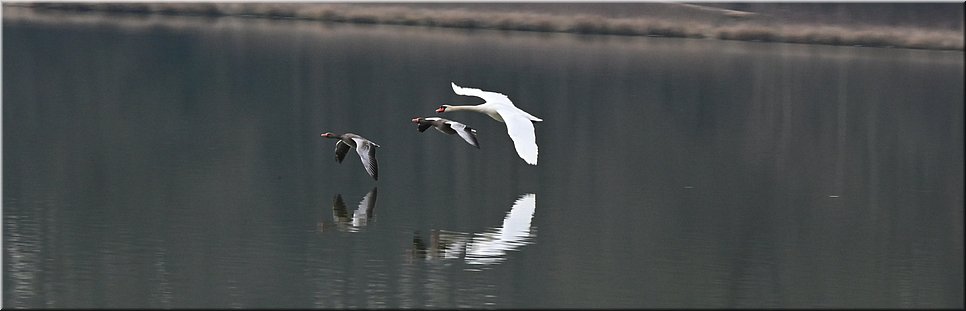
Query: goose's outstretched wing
xmin=351 ymin=138 xmax=379 ymax=180
xmin=496 ymin=108 xmax=538 ymax=165
xmin=334 ymin=140 xmax=351 ymax=163
xmin=446 ymin=121 xmax=480 ymax=148
xmin=417 ymin=123 xmax=433 ymax=132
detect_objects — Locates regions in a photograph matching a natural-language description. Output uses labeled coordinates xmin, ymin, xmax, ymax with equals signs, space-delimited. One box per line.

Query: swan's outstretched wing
xmin=446 ymin=121 xmax=480 ymax=148
xmin=334 ymin=140 xmax=351 ymax=163
xmin=451 ymin=82 xmax=542 ymax=122
xmin=451 ymin=82 xmax=510 ymax=104
xmin=496 ymin=108 xmax=538 ymax=165
xmin=351 ymin=138 xmax=379 ymax=180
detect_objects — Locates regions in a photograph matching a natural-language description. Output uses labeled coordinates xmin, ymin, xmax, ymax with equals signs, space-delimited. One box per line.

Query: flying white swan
xmin=436 ymin=82 xmax=542 ymax=165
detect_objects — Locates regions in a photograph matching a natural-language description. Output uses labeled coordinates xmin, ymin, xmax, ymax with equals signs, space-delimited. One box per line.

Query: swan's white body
xmin=441 ymin=82 xmax=541 ymax=165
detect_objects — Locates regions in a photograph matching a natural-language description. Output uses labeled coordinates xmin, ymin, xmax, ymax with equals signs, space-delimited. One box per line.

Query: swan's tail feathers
xmin=521 ymin=111 xmax=542 ymax=122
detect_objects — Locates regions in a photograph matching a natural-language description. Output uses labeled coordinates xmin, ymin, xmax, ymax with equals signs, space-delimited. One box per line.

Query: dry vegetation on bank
xmin=4 ymin=2 xmax=963 ymax=51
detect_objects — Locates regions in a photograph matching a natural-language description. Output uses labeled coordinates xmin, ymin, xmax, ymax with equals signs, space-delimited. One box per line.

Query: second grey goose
xmin=412 ymin=117 xmax=480 ymax=148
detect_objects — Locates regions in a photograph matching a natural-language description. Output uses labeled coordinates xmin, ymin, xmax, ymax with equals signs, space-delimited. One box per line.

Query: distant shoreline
xmin=4 ymin=3 xmax=963 ymax=51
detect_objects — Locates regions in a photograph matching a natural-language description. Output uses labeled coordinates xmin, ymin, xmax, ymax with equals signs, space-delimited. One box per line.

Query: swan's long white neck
xmin=445 ymin=104 xmax=503 ymax=122
xmin=444 ymin=105 xmax=483 ymax=112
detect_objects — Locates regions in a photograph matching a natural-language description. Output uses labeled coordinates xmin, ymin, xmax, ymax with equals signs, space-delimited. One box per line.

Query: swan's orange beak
xmin=436 ymin=106 xmax=446 ymax=113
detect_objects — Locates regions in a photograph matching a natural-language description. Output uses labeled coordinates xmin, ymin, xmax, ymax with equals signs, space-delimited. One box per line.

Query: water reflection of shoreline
xmin=321 ymin=187 xmax=378 ymax=233
xmin=410 ymin=193 xmax=537 ymax=266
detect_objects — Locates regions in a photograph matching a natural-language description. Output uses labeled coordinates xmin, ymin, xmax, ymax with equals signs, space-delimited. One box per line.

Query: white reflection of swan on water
xmin=410 ymin=193 xmax=536 ymax=266
xmin=321 ymin=187 xmax=377 ymax=232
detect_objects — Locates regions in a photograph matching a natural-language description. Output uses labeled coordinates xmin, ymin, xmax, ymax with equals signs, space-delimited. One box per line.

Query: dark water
xmin=3 ymin=14 xmax=963 ymax=309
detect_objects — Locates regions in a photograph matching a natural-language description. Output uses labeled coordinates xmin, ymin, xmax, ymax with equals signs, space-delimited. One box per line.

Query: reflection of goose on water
xmin=435 ymin=82 xmax=542 ymax=165
xmin=322 ymin=187 xmax=378 ymax=232
xmin=409 ymin=229 xmax=469 ymax=261
xmin=410 ymin=193 xmax=537 ymax=265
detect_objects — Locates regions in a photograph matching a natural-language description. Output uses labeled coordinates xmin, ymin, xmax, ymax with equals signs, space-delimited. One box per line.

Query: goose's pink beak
xmin=411 ymin=117 xmax=419 ymax=123
xmin=436 ymin=107 xmax=445 ymax=113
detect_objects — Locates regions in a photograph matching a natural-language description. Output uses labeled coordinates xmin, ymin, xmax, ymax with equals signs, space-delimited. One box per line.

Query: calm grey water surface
xmin=3 ymin=15 xmax=964 ymax=309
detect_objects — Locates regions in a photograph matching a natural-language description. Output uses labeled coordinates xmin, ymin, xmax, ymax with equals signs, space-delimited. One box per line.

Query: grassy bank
xmin=4 ymin=2 xmax=964 ymax=51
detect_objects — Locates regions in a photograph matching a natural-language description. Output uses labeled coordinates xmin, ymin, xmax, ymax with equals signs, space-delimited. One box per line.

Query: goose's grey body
xmin=321 ymin=132 xmax=380 ymax=180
